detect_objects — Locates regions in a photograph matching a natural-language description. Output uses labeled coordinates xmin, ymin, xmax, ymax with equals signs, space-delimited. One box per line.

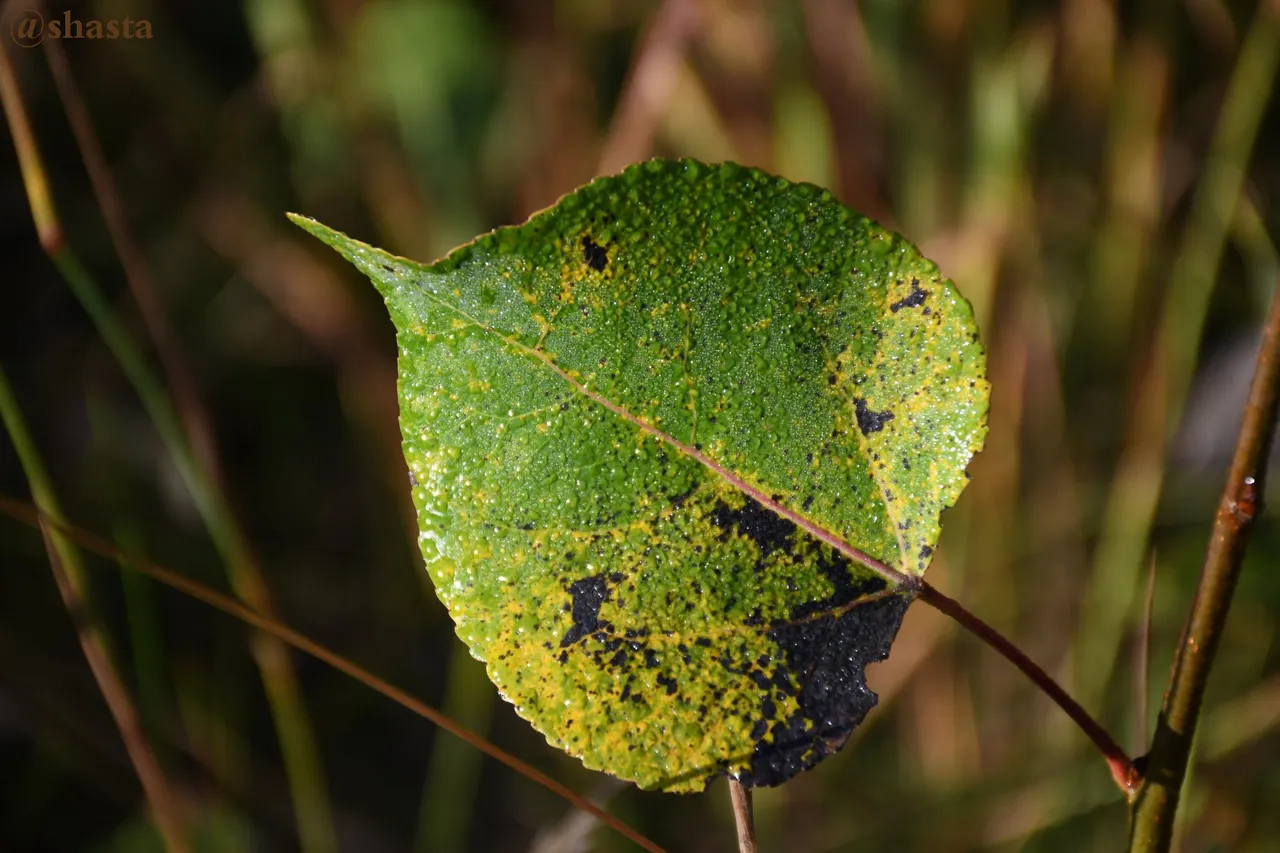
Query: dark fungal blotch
xmin=559 ymin=575 xmax=611 ymax=648
xmin=736 ymin=570 xmax=913 ymax=787
xmin=853 ymin=398 xmax=894 ymax=435
xmin=709 ymin=495 xmax=797 ymax=558
xmin=582 ymin=236 xmax=608 ymax=271
xmin=889 ymin=278 xmax=928 ymax=312
xmin=707 ymin=547 xmax=915 ymax=789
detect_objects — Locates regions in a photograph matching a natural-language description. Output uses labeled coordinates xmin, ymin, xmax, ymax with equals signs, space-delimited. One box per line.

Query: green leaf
xmin=290 ymin=159 xmax=988 ymax=793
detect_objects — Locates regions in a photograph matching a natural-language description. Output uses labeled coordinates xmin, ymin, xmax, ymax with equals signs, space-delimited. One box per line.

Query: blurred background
xmin=1 ymin=0 xmax=1278 ymax=850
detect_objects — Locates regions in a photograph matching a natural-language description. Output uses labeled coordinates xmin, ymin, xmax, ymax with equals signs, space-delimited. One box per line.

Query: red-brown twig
xmin=918 ymin=582 xmax=1137 ymax=792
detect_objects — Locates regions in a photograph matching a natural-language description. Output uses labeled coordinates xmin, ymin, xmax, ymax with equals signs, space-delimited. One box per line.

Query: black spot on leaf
xmin=854 ymin=398 xmax=894 ymax=435
xmin=889 ymin=279 xmax=927 ymax=312
xmin=582 ymin=236 xmax=608 ymax=271
xmin=709 ymin=496 xmax=797 ymax=558
xmin=559 ymin=575 xmax=611 ymax=648
xmin=738 ymin=585 xmax=912 ymax=787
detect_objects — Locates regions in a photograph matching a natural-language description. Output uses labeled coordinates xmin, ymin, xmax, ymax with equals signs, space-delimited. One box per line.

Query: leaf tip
xmin=285 ymin=212 xmax=346 ymax=247
xmin=285 ymin=213 xmax=440 ymax=311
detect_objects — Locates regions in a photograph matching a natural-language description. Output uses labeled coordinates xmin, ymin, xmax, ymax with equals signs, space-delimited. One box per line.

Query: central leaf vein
xmin=410 ymin=279 xmax=918 ymax=594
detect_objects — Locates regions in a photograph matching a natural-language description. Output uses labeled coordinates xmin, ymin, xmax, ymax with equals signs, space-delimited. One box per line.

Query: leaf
xmin=290 ymin=159 xmax=988 ymax=793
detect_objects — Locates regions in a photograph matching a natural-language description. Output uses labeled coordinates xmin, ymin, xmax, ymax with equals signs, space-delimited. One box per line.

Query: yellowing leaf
xmin=290 ymin=159 xmax=988 ymax=792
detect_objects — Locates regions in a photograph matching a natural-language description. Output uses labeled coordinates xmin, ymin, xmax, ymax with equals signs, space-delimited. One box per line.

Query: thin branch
xmin=1128 ymin=270 xmax=1280 ymax=850
xmin=0 ymin=494 xmax=668 ymax=853
xmin=918 ymin=582 xmax=1137 ymax=793
xmin=1127 ymin=2 xmax=1280 ymax=846
xmin=729 ymin=779 xmax=758 ymax=853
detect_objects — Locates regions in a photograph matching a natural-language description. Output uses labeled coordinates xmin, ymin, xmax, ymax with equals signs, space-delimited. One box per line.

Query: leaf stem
xmin=918 ymin=582 xmax=1137 ymax=792
xmin=1128 ymin=269 xmax=1280 ymax=850
xmin=388 ymin=290 xmax=922 ymax=593
xmin=728 ymin=779 xmax=758 ymax=853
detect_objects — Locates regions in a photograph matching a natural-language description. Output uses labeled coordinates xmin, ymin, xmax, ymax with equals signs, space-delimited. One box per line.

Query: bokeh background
xmin=2 ymin=0 xmax=1279 ymax=850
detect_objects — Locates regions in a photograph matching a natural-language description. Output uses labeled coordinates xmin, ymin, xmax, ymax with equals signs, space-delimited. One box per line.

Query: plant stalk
xmin=1128 ymin=270 xmax=1280 ymax=849
xmin=1075 ymin=0 xmax=1280 ymax=715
